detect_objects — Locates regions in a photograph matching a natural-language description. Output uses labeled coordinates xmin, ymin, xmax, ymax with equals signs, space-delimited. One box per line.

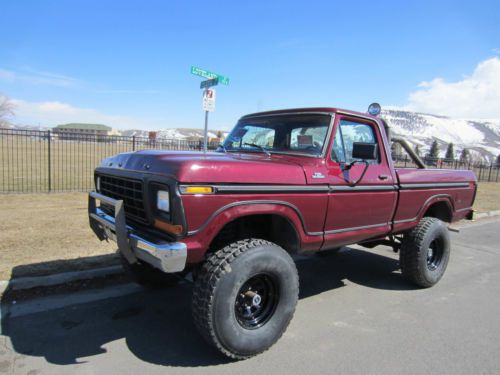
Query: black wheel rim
xmin=426 ymin=238 xmax=444 ymax=271
xmin=235 ymin=274 xmax=279 ymax=330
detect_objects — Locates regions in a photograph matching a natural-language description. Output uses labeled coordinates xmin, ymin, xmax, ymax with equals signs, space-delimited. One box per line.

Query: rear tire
xmin=120 ymin=254 xmax=182 ymax=288
xmin=192 ymin=239 xmax=299 ymax=359
xmin=400 ymin=217 xmax=450 ymax=287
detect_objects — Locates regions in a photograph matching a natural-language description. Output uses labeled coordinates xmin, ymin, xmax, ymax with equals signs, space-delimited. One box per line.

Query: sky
xmin=1 ymin=0 xmax=500 ymax=130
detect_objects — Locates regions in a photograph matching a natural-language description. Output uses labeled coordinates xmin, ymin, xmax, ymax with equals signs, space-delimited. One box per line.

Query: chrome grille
xmin=99 ymin=175 xmax=147 ymax=224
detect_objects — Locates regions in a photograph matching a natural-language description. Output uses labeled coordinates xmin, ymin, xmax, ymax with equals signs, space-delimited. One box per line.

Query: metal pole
xmin=203 ymin=110 xmax=209 ymax=152
xmin=47 ymin=130 xmax=51 ymax=193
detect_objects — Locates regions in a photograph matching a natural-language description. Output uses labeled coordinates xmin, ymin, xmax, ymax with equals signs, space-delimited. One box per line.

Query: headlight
xmin=157 ymin=190 xmax=170 ymax=212
xmin=96 ymin=176 xmax=101 ymax=192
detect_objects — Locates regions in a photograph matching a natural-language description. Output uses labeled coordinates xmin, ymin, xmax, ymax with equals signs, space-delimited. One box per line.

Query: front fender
xmin=182 ymin=200 xmax=323 ymax=264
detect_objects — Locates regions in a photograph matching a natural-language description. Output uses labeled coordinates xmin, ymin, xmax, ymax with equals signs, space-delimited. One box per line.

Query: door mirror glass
xmin=352 ymin=142 xmax=378 ymax=160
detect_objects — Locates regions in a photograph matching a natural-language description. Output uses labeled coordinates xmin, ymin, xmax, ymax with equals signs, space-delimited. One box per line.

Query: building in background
xmin=53 ymin=123 xmax=114 ymax=141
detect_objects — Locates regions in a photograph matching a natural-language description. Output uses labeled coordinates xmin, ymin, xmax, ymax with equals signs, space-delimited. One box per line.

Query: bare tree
xmin=0 ymin=94 xmax=15 ymax=128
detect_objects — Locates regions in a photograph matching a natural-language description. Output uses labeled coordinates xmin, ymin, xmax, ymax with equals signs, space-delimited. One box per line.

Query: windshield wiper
xmin=243 ymin=143 xmax=271 ymax=156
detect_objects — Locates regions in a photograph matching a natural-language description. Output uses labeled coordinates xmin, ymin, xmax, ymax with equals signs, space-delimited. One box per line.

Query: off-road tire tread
xmin=191 ymin=238 xmax=298 ymax=360
xmin=400 ymin=217 xmax=446 ymax=287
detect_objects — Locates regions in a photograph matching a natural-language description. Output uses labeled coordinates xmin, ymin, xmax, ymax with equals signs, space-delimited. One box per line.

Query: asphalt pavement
xmin=1 ymin=218 xmax=499 ymax=375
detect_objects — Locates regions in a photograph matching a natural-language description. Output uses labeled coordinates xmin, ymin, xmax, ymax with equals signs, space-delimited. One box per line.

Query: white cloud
xmin=0 ymin=69 xmax=16 ymax=81
xmin=0 ymin=67 xmax=159 ymax=94
xmin=11 ymin=99 xmax=166 ymax=129
xmin=0 ymin=67 xmax=81 ymax=88
xmin=406 ymin=57 xmax=500 ymax=119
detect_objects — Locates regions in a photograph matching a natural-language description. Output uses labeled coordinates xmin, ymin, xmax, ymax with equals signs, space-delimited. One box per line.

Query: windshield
xmin=221 ymin=114 xmax=331 ymax=156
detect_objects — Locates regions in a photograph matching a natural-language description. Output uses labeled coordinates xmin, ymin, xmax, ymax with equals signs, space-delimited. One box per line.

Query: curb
xmin=473 ymin=210 xmax=500 ymax=220
xmin=0 ymin=265 xmax=123 ymax=295
xmin=1 ymin=211 xmax=500 ymax=295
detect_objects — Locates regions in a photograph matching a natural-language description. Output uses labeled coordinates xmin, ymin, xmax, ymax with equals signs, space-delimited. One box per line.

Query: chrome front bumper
xmin=88 ymin=191 xmax=187 ymax=273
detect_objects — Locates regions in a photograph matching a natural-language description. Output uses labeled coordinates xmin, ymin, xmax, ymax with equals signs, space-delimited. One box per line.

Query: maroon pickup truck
xmin=89 ymin=104 xmax=476 ymax=359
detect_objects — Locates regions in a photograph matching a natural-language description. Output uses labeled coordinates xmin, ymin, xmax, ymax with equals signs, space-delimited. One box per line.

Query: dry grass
xmin=473 ymin=182 xmax=500 ymax=213
xmin=0 ymin=183 xmax=499 ymax=281
xmin=0 ymin=193 xmax=117 ymax=280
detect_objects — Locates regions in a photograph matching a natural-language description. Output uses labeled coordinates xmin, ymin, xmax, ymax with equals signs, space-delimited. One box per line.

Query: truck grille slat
xmin=99 ymin=175 xmax=148 ymax=224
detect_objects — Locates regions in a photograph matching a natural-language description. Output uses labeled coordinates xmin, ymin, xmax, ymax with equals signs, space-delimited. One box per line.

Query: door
xmin=321 ymin=115 xmax=397 ymax=250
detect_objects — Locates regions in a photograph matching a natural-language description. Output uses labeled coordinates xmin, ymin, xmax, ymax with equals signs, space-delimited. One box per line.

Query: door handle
xmin=378 ymin=175 xmax=389 ymax=180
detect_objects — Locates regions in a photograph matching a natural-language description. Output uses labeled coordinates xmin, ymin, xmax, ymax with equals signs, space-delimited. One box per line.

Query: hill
xmin=382 ymin=109 xmax=500 ymax=162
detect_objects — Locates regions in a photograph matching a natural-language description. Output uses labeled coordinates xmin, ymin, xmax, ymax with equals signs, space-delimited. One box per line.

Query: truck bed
xmin=392 ymin=168 xmax=476 ymax=233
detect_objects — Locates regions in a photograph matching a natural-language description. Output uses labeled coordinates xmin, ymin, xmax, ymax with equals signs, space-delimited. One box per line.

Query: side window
xmin=331 ymin=119 xmax=379 ymax=164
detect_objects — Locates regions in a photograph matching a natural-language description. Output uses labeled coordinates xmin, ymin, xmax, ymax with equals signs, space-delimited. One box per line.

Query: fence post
xmin=132 ymin=136 xmax=136 ymax=151
xmin=488 ymin=164 xmax=493 ymax=182
xmin=47 ymin=130 xmax=52 ymax=192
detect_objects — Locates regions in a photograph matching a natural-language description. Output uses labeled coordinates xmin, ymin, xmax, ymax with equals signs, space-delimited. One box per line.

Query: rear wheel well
xmin=423 ymin=201 xmax=452 ymax=223
xmin=208 ymin=214 xmax=300 ymax=254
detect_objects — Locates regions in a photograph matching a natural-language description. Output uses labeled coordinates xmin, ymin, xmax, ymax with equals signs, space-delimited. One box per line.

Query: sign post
xmin=203 ymin=110 xmax=209 ymax=152
xmin=191 ymin=66 xmax=229 ymax=152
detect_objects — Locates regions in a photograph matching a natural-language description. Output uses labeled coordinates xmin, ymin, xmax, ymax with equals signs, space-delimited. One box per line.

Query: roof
xmin=54 ymin=123 xmax=111 ymax=131
xmin=240 ymin=107 xmax=378 ymax=122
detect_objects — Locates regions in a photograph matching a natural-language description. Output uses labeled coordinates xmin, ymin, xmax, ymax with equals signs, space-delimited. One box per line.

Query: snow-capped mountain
xmin=381 ymin=109 xmax=500 ymax=162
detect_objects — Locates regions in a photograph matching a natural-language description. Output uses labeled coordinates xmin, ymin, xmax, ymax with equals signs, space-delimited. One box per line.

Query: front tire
xmin=400 ymin=217 xmax=450 ymax=287
xmin=192 ymin=239 xmax=299 ymax=359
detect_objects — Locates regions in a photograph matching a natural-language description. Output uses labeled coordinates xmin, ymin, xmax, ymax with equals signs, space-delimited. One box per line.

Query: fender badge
xmin=312 ymin=172 xmax=325 ymax=179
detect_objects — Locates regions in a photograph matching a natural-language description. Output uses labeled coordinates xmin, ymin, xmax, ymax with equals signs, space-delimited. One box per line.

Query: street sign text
xmin=191 ymin=66 xmax=229 ymax=85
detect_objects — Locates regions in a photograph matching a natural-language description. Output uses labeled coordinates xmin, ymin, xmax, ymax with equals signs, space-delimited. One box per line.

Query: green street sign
xmin=191 ymin=66 xmax=230 ymax=85
xmin=200 ymin=78 xmax=218 ymax=89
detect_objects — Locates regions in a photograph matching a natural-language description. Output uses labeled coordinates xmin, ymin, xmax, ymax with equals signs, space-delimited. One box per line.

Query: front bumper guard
xmin=88 ymin=191 xmax=187 ymax=273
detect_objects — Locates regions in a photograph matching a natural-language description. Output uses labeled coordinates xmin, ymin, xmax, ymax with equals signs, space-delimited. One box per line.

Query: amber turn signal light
xmin=181 ymin=186 xmax=214 ymax=194
xmin=154 ymin=219 xmax=183 ymax=235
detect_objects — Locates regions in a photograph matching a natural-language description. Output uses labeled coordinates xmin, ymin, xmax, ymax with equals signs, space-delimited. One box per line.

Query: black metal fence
xmin=0 ymin=128 xmax=220 ymax=193
xmin=1 ymin=128 xmax=499 ymax=193
xmin=392 ymin=154 xmax=500 ymax=182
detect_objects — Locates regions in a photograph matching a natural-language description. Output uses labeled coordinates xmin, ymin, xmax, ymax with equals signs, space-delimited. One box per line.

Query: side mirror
xmin=352 ymin=142 xmax=378 ymax=160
